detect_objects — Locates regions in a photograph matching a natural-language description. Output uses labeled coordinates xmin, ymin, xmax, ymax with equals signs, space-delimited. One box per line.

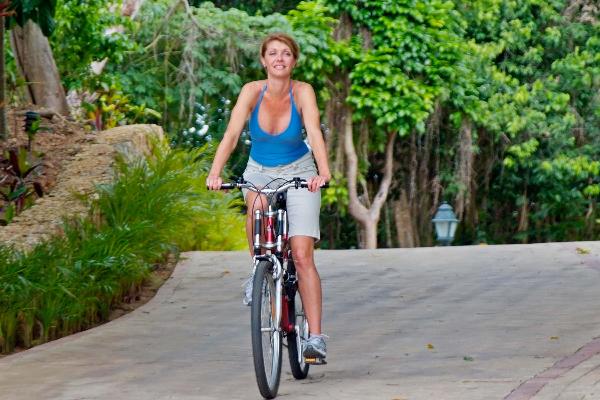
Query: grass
xmin=0 ymin=141 xmax=245 ymax=354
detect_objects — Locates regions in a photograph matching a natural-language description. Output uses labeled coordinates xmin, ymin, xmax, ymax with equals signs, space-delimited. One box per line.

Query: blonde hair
xmin=260 ymin=33 xmax=300 ymax=60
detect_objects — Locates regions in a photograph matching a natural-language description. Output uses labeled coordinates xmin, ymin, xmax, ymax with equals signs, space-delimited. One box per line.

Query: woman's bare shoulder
xmin=292 ymin=80 xmax=314 ymax=92
xmin=236 ymin=81 xmax=265 ymax=108
xmin=292 ymin=81 xmax=316 ymax=105
xmin=242 ymin=80 xmax=266 ymax=94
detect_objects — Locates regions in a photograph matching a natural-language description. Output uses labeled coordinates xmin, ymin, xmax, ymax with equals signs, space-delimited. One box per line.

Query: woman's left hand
xmin=307 ymin=175 xmax=330 ymax=192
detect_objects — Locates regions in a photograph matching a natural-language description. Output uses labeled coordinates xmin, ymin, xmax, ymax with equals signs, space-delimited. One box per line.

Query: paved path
xmin=1 ymin=242 xmax=600 ymax=400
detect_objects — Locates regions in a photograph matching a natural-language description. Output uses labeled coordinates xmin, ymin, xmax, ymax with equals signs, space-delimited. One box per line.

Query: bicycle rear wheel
xmin=251 ymin=260 xmax=282 ymax=399
xmin=287 ymin=286 xmax=310 ymax=379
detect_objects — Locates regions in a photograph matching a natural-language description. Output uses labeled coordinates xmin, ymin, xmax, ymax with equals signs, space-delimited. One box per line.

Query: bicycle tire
xmin=251 ymin=260 xmax=282 ymax=399
xmin=287 ymin=287 xmax=310 ymax=379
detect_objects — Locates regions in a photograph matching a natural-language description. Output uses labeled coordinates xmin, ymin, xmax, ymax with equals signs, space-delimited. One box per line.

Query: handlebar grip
xmin=299 ymin=182 xmax=329 ymax=189
xmin=220 ymin=183 xmax=236 ymax=190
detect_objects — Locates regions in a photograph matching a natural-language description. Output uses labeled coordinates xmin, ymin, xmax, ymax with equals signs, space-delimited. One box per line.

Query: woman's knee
xmin=292 ymin=246 xmax=314 ymax=271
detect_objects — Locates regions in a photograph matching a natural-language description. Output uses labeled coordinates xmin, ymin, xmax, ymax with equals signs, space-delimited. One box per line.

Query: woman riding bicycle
xmin=206 ymin=33 xmax=331 ymax=361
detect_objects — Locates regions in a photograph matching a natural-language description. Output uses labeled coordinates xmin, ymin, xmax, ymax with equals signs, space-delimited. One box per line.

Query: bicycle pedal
xmin=304 ymin=357 xmax=327 ymax=365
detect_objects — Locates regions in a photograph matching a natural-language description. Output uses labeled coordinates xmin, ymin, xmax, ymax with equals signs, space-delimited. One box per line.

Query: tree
xmin=8 ymin=0 xmax=69 ymax=115
xmin=322 ymin=0 xmax=466 ymax=248
xmin=450 ymin=0 xmax=600 ymax=243
xmin=51 ymin=0 xmax=138 ymax=90
xmin=0 ymin=1 xmax=12 ymax=139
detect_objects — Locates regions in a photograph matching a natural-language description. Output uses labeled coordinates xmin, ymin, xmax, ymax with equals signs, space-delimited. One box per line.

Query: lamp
xmin=432 ymin=201 xmax=459 ymax=246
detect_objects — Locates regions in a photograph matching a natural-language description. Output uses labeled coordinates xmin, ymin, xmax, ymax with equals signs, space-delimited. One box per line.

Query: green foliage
xmin=461 ymin=1 xmax=600 ymax=242
xmin=82 ymin=79 xmax=161 ymax=131
xmin=114 ymin=1 xmax=336 ymax=133
xmin=8 ymin=0 xmax=57 ymax=36
xmin=177 ymin=191 xmax=247 ymax=251
xmin=171 ymin=101 xmax=253 ymax=175
xmin=287 ymin=1 xmax=340 ymax=85
xmin=116 ymin=1 xmax=285 ymax=134
xmin=341 ymin=1 xmax=465 ymax=136
xmin=51 ymin=0 xmax=137 ymax=90
xmin=321 ymin=172 xmax=349 ymax=215
xmin=0 ymin=147 xmax=44 ymax=225
xmin=0 ymin=143 xmax=245 ymax=353
xmin=191 ymin=0 xmax=301 ymax=15
xmin=320 ymin=0 xmax=600 ymax=245
xmin=29 ymin=0 xmax=599 ymax=246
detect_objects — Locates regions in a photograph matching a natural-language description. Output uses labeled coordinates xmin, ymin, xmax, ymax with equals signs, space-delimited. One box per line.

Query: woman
xmin=206 ymin=33 xmax=331 ymax=361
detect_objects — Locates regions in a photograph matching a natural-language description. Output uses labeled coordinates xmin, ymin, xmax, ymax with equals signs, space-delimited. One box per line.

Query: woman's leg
xmin=290 ymin=235 xmax=322 ymax=335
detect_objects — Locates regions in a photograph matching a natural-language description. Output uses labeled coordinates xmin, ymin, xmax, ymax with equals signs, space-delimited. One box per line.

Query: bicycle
xmin=218 ymin=177 xmax=326 ymax=399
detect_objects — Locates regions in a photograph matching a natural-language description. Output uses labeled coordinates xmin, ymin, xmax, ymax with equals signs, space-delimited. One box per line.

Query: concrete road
xmin=1 ymin=242 xmax=600 ymax=400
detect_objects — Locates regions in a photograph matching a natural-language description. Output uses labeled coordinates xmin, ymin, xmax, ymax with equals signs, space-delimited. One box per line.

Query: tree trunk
xmin=384 ymin=202 xmax=393 ymax=248
xmin=473 ymin=128 xmax=496 ymax=240
xmin=0 ymin=15 xmax=7 ymax=139
xmin=454 ymin=118 xmax=474 ymax=220
xmin=325 ymin=13 xmax=352 ymax=177
xmin=325 ymin=73 xmax=349 ymax=176
xmin=517 ymin=188 xmax=529 ymax=243
xmin=363 ymin=223 xmax=378 ymax=249
xmin=393 ymin=191 xmax=416 ymax=247
xmin=344 ymin=107 xmax=396 ymax=249
xmin=10 ymin=20 xmax=69 ymax=115
xmin=390 ymin=104 xmax=445 ymax=248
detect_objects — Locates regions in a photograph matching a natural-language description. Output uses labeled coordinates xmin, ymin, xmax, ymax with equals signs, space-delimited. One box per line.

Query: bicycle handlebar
xmin=217 ymin=179 xmax=328 ymax=193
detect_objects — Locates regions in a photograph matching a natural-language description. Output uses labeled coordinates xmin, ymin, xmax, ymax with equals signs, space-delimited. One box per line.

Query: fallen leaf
xmin=576 ymin=247 xmax=590 ymax=255
xmin=550 ymin=336 xmax=559 ymax=340
xmin=463 ymin=356 xmax=474 ymax=361
xmin=427 ymin=343 xmax=435 ymax=350
xmin=219 ymin=270 xmax=230 ymax=277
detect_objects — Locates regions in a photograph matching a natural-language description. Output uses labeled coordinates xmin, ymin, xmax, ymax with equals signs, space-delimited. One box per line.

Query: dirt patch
xmin=1 ymin=107 xmax=88 ymax=198
xmin=108 ymin=253 xmax=178 ymax=321
xmin=0 ymin=120 xmax=165 ymax=249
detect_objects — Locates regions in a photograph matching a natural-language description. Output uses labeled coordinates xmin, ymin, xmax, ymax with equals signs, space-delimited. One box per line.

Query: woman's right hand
xmin=206 ymin=175 xmax=223 ymax=190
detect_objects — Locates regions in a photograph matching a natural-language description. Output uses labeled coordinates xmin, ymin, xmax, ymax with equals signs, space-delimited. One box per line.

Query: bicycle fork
xmin=253 ymin=204 xmax=289 ymax=334
xmin=252 ymin=253 xmax=283 ymax=334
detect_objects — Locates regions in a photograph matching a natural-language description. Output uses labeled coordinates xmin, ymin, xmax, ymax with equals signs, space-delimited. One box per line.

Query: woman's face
xmin=261 ymin=40 xmax=296 ymax=78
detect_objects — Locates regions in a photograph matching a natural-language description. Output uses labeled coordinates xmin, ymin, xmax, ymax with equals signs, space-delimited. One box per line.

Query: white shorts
xmin=242 ymin=152 xmax=321 ymax=240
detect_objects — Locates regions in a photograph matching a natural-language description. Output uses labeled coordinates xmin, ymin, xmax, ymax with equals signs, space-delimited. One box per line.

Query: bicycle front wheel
xmin=251 ymin=260 xmax=282 ymax=399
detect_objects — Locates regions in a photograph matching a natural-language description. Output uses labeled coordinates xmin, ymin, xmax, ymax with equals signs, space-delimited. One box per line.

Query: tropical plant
xmin=0 ymin=141 xmax=245 ymax=354
xmin=81 ymin=79 xmax=161 ymax=131
xmin=0 ymin=146 xmax=43 ymax=225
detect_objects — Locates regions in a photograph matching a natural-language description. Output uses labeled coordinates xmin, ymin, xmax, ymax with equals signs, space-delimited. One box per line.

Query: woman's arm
xmin=298 ymin=82 xmax=331 ymax=192
xmin=207 ymin=82 xmax=258 ymax=190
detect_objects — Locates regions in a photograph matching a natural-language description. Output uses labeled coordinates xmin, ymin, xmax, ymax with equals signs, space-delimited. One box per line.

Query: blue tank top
xmin=249 ymin=84 xmax=309 ymax=167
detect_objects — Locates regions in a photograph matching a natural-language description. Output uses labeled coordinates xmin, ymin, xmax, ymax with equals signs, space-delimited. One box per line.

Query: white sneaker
xmin=242 ymin=274 xmax=253 ymax=306
xmin=303 ymin=334 xmax=328 ymax=359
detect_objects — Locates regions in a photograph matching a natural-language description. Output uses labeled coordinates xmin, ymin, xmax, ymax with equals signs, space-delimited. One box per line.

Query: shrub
xmin=0 ymin=141 xmax=245 ymax=353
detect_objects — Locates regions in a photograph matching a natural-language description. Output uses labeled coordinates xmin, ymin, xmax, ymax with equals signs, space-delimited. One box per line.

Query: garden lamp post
xmin=432 ymin=201 xmax=459 ymax=246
